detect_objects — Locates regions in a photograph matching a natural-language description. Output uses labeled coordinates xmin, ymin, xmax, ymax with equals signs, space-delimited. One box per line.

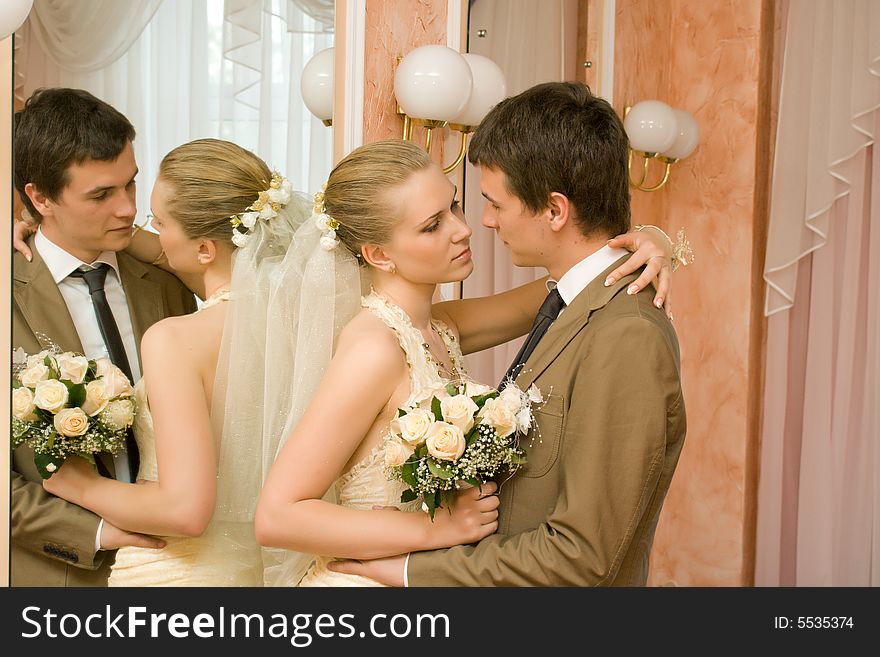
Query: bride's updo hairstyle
xmin=157 ymin=138 xmax=273 ymax=247
xmin=322 ymin=139 xmax=432 ymax=261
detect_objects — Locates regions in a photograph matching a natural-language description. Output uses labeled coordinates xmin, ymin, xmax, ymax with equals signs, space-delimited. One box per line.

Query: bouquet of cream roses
xmin=11 ymin=348 xmax=136 ymax=479
xmin=384 ymin=380 xmax=542 ymax=519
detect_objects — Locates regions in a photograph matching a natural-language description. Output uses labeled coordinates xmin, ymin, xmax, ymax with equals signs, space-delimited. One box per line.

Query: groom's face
xmin=28 ymin=141 xmax=138 ymax=263
xmin=478 ymin=166 xmax=548 ymax=268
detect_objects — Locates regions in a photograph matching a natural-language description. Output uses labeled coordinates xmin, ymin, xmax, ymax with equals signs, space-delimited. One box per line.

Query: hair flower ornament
xmin=230 ymin=172 xmax=293 ymax=247
xmin=313 ymin=184 xmax=341 ymax=251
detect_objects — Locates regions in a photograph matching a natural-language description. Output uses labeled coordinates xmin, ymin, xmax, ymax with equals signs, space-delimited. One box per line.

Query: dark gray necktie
xmin=500 ymin=287 xmax=566 ymax=386
xmin=68 ymin=263 xmax=139 ymax=480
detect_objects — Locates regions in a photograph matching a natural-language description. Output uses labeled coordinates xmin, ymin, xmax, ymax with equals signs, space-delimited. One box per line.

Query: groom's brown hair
xmin=468 ymin=81 xmax=630 ymax=238
xmin=13 ymin=87 xmax=136 ymax=222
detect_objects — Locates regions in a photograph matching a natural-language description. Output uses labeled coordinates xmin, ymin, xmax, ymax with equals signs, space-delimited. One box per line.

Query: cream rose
xmin=100 ymin=366 xmax=133 ymax=399
xmin=440 ymin=394 xmax=478 ymax=433
xmin=12 ymin=387 xmax=38 ymax=421
xmin=394 ymin=408 xmax=434 ymax=446
xmin=94 ymin=357 xmax=113 ymax=378
xmin=464 ymin=381 xmax=494 ymax=398
xmin=55 ymin=353 xmax=90 ymax=384
xmin=478 ymin=397 xmax=518 ymax=439
xmin=53 ymin=407 xmax=90 ymax=437
xmin=425 ymin=421 xmax=466 ymax=462
xmin=33 ymin=379 xmax=69 ymax=413
xmin=102 ymin=399 xmax=135 ymax=430
xmin=20 ymin=362 xmax=50 ymax=387
xmin=82 ymin=380 xmax=110 ymax=416
xmin=384 ymin=438 xmax=414 ymax=468
xmin=26 ymin=350 xmax=53 ymax=370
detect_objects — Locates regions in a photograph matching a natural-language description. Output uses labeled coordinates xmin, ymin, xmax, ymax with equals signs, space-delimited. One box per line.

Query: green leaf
xmin=465 ymin=427 xmax=480 ymax=446
xmin=445 ymin=383 xmax=458 ymax=396
xmin=426 ymin=458 xmax=454 ymax=480
xmin=34 ymin=452 xmax=66 ymax=480
xmin=471 ymin=392 xmax=498 ymax=408
xmin=431 ymin=396 xmax=443 ymax=422
xmin=12 ymin=378 xmax=22 ymax=389
xmin=397 ymin=408 xmax=406 ymax=418
xmin=64 ymin=381 xmax=87 ymax=408
xmin=424 ymin=492 xmax=438 ymax=521
xmin=400 ymin=462 xmax=418 ymax=487
xmin=400 ymin=489 xmax=418 ymax=503
xmin=463 ymin=477 xmax=482 ymax=487
xmin=46 ymin=432 xmax=57 ymax=450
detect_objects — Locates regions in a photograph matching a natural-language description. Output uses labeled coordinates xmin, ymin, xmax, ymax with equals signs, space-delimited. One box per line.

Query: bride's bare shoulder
xmin=334 ymin=309 xmax=403 ymax=364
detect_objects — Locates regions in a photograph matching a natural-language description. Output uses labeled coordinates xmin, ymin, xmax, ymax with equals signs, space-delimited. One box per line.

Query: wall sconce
xmin=623 ymin=100 xmax=699 ymax=192
xmin=393 ymin=45 xmax=506 ymax=173
xmin=0 ymin=0 xmax=32 ymax=39
xmin=301 ymin=46 xmax=334 ymax=126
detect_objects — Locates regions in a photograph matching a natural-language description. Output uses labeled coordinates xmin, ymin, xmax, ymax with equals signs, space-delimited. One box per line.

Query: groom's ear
xmin=546 ymin=192 xmax=573 ymax=233
xmin=361 ymin=243 xmax=394 ymax=272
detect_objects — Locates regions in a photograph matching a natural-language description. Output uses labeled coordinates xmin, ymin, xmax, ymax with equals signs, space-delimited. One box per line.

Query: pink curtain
xmin=756 ymin=0 xmax=880 ymax=586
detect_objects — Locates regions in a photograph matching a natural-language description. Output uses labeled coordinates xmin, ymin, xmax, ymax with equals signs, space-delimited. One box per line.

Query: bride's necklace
xmin=202 ymin=285 xmax=231 ymax=310
xmin=421 ymin=328 xmax=459 ymax=381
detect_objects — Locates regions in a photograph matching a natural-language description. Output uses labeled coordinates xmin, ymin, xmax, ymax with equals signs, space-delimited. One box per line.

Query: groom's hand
xmin=100 ymin=521 xmax=166 ymax=551
xmin=327 ymin=554 xmax=406 ymax=586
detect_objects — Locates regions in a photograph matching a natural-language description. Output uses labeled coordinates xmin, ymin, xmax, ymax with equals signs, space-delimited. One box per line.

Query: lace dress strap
xmin=361 ymin=291 xmax=463 ymax=406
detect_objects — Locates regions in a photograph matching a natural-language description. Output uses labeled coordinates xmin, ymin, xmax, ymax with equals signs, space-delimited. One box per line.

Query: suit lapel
xmin=13 ymin=244 xmax=85 ymax=354
xmin=515 ymin=255 xmax=639 ymax=391
xmin=117 ymin=252 xmax=165 ymax=363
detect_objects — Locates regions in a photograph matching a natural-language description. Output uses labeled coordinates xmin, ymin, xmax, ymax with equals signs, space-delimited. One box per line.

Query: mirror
xmin=13 ymin=0 xmax=335 ymax=218
xmin=461 ymin=0 xmax=607 ymax=384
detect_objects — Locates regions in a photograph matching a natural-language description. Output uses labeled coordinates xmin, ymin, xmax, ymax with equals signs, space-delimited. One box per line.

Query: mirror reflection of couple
xmin=12 ymin=81 xmax=685 ymax=588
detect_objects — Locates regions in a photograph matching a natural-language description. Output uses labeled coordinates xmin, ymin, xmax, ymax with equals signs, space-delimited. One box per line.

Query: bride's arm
xmin=432 ymin=225 xmax=675 ymax=354
xmin=42 ymin=318 xmax=217 ymax=537
xmin=254 ymin=318 xmax=498 ymax=560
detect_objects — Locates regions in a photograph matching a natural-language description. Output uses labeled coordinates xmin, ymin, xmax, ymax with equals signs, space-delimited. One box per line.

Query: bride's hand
xmin=429 ymin=480 xmax=500 ymax=548
xmin=12 ymin=217 xmax=38 ymax=261
xmin=605 ymin=226 xmax=675 ymax=319
xmin=42 ymin=455 xmax=100 ymax=503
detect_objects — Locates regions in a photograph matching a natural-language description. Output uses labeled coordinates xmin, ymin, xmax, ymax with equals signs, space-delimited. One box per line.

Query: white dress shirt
xmin=403 ymin=244 xmax=629 ymax=586
xmin=34 ymin=228 xmax=141 ymax=550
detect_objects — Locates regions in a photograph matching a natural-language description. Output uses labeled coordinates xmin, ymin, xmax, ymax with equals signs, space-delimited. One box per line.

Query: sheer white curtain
xmin=756 ymin=0 xmax=880 ymax=586
xmin=15 ymin=0 xmax=333 ymax=218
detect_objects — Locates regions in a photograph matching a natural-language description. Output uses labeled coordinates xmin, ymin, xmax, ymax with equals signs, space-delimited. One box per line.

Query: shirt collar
xmin=552 ymin=244 xmax=630 ymax=305
xmin=35 ymin=227 xmax=121 ymax=284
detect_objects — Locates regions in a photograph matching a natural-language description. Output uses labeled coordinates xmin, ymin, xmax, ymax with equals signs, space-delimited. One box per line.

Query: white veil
xmin=211 ymin=192 xmax=365 ymax=587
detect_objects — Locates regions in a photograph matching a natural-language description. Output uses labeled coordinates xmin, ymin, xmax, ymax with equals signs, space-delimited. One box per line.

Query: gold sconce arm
xmin=628 ymin=151 xmax=678 ymax=192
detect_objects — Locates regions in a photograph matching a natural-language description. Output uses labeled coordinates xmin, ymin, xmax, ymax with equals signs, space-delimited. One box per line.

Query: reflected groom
xmin=331 ymin=81 xmax=687 ymax=586
xmin=11 ymin=88 xmax=196 ymax=586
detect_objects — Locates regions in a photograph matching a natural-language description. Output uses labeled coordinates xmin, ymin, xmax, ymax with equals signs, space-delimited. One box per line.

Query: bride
xmin=40 ymin=138 xmax=304 ymax=586
xmin=254 ymin=139 xmax=674 ymax=586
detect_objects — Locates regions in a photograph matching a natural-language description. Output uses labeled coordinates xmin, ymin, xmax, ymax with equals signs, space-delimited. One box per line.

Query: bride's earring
xmin=388 ymin=263 xmax=397 ymax=274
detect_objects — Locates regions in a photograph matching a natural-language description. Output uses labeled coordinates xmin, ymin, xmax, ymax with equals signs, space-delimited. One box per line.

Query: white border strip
xmin=342 ymin=0 xmax=366 ymax=153
xmin=447 ymin=0 xmax=463 ymax=51
xmin=601 ymin=0 xmax=615 ymax=105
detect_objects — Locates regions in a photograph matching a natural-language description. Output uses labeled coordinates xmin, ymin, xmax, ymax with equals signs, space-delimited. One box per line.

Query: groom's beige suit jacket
xmin=408 ymin=257 xmax=686 ymax=586
xmin=11 ymin=237 xmax=196 ymax=586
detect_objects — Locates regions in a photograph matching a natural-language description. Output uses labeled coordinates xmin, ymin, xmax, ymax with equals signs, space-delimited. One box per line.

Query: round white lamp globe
xmin=450 ymin=54 xmax=506 ymax=128
xmin=662 ymin=108 xmax=700 ymax=160
xmin=394 ymin=45 xmax=473 ymax=123
xmin=0 ymin=0 xmax=33 ymax=40
xmin=623 ymin=100 xmax=678 ymax=155
xmin=300 ymin=47 xmax=334 ymax=123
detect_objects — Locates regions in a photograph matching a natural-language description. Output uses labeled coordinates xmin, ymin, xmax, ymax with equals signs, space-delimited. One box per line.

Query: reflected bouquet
xmin=11 ymin=348 xmax=136 ymax=479
xmin=384 ymin=380 xmax=542 ymax=518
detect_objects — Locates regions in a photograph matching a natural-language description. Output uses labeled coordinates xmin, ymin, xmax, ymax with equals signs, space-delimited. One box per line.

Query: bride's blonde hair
xmin=323 ymin=139 xmax=432 ymax=260
xmin=157 ymin=138 xmax=274 ymax=246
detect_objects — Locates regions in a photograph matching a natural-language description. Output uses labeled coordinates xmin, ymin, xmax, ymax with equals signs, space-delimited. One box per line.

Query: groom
xmin=330 ymin=81 xmax=687 ymax=585
xmin=11 ymin=88 xmax=197 ymax=586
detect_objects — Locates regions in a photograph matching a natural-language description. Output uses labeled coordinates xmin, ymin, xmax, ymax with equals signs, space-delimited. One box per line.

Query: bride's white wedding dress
xmin=108 ymin=293 xmax=264 ymax=587
xmin=296 ymin=291 xmax=468 ymax=587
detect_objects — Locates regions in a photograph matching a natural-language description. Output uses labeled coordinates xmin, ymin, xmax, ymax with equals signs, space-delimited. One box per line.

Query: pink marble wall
xmin=363 ymin=0 xmax=447 ymax=157
xmin=614 ymin=0 xmax=768 ymax=586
